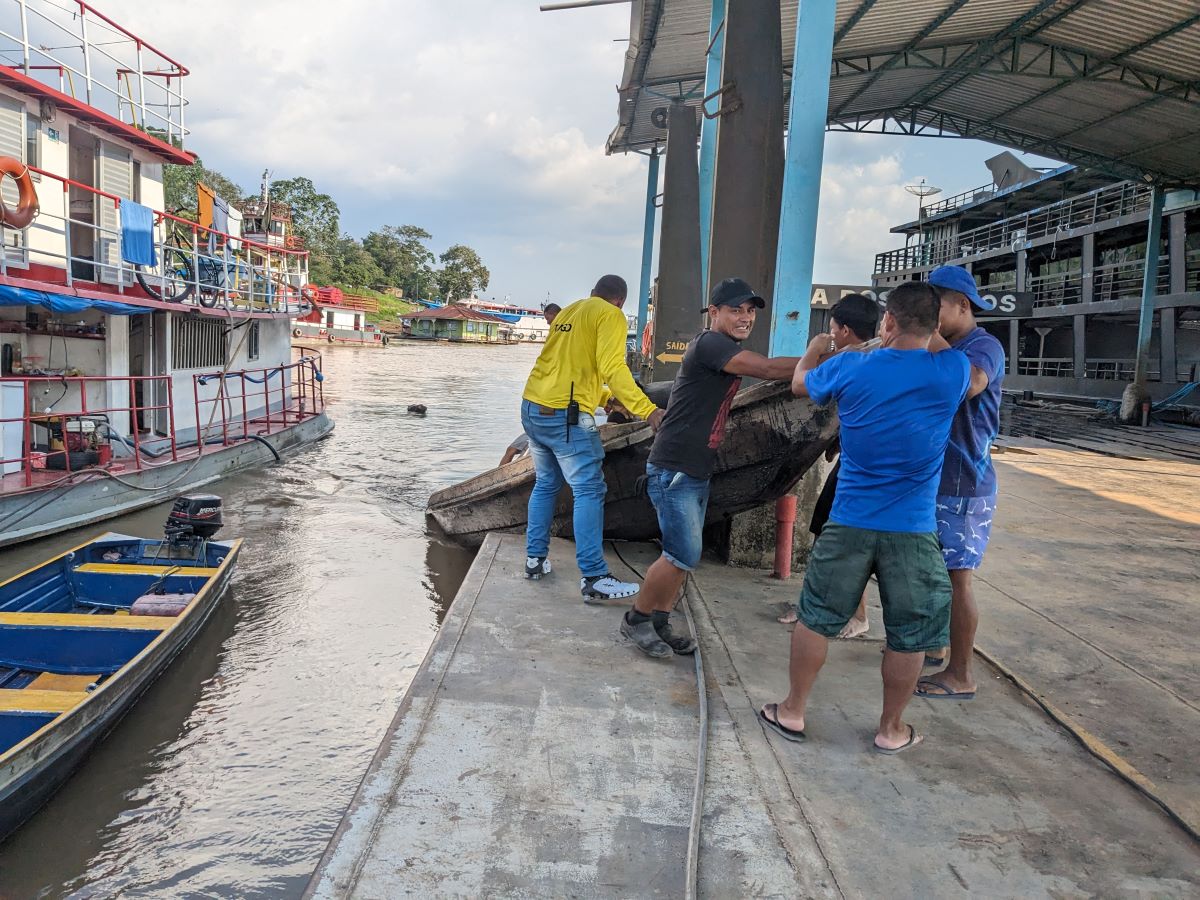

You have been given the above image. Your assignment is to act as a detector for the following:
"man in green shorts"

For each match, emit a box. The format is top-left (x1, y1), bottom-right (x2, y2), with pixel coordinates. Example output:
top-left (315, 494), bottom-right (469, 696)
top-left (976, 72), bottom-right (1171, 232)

top-left (759, 282), bottom-right (970, 754)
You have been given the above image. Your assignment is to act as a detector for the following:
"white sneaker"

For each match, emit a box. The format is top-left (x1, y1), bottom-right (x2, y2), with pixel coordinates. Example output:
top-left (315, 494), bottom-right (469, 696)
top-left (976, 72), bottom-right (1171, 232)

top-left (525, 556), bottom-right (552, 580)
top-left (581, 573), bottom-right (640, 603)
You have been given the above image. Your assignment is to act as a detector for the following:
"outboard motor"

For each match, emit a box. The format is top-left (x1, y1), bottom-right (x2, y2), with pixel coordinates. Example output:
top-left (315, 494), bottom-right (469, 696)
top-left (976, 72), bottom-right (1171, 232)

top-left (164, 494), bottom-right (223, 544)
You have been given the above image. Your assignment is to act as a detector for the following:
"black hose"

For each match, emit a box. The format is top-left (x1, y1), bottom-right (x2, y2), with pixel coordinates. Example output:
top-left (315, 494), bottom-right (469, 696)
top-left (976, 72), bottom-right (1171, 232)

top-left (247, 433), bottom-right (281, 462)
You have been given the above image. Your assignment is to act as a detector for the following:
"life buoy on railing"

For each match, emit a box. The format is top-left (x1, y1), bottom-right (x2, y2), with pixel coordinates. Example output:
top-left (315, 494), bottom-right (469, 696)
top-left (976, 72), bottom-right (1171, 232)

top-left (327, 334), bottom-right (335, 343)
top-left (0, 156), bottom-right (38, 228)
top-left (292, 327), bottom-right (303, 338)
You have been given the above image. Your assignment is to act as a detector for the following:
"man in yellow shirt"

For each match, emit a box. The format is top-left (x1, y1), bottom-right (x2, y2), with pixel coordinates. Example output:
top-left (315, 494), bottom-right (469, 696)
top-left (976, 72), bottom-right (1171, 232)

top-left (522, 274), bottom-right (664, 600)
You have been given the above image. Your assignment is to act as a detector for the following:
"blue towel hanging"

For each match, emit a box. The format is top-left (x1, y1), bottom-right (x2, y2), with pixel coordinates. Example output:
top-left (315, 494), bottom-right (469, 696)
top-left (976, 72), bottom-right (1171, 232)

top-left (120, 199), bottom-right (157, 267)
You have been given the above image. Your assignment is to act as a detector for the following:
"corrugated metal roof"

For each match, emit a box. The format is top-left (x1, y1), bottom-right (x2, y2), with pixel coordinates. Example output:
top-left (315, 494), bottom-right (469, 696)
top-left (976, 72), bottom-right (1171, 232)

top-left (607, 0), bottom-right (1200, 184)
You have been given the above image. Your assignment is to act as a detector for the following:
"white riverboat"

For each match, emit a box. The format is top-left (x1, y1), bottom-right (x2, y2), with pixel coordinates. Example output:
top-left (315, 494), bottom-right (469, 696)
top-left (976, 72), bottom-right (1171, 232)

top-left (0, 1), bottom-right (333, 547)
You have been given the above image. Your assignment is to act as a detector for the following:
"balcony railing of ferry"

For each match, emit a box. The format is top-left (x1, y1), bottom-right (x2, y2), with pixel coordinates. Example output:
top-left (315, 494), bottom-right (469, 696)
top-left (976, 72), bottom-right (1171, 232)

top-left (0, 0), bottom-right (188, 146)
top-left (876, 182), bottom-right (1158, 275)
top-left (2, 165), bottom-right (310, 315)
top-left (1016, 358), bottom-right (1073, 377)
top-left (190, 355), bottom-right (324, 451)
top-left (921, 182), bottom-right (997, 218)
top-left (1093, 255), bottom-right (1169, 303)
top-left (1030, 270), bottom-right (1083, 308)
top-left (0, 373), bottom-right (177, 490)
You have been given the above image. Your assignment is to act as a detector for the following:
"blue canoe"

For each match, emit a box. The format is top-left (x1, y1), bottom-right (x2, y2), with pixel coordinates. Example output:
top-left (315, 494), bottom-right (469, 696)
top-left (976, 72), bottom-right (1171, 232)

top-left (0, 532), bottom-right (241, 843)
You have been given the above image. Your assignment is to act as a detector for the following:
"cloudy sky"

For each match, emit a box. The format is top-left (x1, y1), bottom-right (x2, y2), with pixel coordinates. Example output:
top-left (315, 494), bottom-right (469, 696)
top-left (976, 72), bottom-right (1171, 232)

top-left (100, 0), bottom-right (1059, 305)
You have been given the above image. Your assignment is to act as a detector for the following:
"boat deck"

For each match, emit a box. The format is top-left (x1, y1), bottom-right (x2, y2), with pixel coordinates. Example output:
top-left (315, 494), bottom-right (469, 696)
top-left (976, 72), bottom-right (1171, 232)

top-left (308, 441), bottom-right (1200, 899)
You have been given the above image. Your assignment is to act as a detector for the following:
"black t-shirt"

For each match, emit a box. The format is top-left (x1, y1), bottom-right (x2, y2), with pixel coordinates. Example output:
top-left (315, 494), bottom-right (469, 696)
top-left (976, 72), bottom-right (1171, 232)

top-left (648, 330), bottom-right (743, 479)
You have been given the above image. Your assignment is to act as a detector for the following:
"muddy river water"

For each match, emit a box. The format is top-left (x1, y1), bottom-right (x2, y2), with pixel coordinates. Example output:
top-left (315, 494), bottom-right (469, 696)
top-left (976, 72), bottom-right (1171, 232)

top-left (0, 341), bottom-right (543, 897)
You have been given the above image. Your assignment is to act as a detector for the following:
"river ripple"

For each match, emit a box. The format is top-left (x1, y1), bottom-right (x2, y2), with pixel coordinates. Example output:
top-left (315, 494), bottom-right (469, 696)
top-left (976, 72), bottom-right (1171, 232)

top-left (0, 341), bottom-right (541, 898)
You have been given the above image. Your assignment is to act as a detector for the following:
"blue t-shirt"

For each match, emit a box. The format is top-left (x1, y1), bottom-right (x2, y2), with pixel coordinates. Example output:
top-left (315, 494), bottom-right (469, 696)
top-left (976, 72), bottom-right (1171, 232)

top-left (805, 349), bottom-right (971, 533)
top-left (939, 327), bottom-right (1005, 498)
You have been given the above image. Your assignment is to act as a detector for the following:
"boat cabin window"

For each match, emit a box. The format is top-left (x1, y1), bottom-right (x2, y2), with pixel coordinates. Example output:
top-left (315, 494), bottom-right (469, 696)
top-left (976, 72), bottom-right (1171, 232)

top-left (248, 322), bottom-right (260, 361)
top-left (172, 317), bottom-right (228, 369)
top-left (25, 113), bottom-right (39, 170)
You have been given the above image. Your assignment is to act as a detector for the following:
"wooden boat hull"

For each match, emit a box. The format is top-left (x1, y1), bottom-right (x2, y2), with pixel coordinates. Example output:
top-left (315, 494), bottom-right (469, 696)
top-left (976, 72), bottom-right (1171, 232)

top-left (0, 534), bottom-right (241, 844)
top-left (427, 381), bottom-right (838, 546)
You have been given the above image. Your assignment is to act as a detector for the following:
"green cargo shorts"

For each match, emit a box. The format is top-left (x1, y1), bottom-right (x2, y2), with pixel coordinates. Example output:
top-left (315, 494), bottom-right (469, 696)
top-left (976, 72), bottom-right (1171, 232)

top-left (797, 523), bottom-right (951, 653)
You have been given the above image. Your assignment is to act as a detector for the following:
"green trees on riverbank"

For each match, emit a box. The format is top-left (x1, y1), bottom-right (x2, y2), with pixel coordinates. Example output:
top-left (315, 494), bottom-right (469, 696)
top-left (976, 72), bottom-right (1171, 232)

top-left (164, 161), bottom-right (489, 306)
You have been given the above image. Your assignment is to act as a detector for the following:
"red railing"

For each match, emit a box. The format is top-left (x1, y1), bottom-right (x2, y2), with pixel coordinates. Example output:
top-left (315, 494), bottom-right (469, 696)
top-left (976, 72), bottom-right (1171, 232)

top-left (2, 0), bottom-right (189, 144)
top-left (0, 356), bottom-right (324, 493)
top-left (0, 373), bottom-right (176, 488)
top-left (191, 356), bottom-right (325, 450)
top-left (2, 165), bottom-right (312, 316)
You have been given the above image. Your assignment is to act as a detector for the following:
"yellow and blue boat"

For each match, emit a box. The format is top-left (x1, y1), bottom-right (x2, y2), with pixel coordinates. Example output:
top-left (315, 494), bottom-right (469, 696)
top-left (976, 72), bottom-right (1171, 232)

top-left (0, 496), bottom-right (240, 843)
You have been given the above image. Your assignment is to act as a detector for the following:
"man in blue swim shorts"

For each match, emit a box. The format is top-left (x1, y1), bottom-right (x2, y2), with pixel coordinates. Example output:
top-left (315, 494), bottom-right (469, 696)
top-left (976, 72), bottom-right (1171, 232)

top-left (916, 265), bottom-right (1006, 701)
top-left (620, 277), bottom-right (802, 658)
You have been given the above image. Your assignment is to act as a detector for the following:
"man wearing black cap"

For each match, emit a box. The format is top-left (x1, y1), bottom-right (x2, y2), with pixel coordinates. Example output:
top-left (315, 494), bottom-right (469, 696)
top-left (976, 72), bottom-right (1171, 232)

top-left (621, 277), bottom-right (804, 658)
top-left (916, 265), bottom-right (1006, 701)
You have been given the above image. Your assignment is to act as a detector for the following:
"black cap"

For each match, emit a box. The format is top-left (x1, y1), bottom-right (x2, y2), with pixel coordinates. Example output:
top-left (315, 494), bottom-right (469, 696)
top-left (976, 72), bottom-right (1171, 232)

top-left (708, 277), bottom-right (765, 310)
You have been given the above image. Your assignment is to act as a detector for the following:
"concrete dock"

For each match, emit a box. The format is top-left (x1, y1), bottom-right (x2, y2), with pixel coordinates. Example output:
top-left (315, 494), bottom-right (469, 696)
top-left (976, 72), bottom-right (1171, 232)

top-left (308, 437), bottom-right (1199, 897)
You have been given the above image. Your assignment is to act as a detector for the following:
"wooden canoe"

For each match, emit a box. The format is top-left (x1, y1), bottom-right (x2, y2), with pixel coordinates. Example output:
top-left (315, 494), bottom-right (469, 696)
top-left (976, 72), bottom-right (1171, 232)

top-left (0, 532), bottom-right (241, 844)
top-left (426, 380), bottom-right (838, 546)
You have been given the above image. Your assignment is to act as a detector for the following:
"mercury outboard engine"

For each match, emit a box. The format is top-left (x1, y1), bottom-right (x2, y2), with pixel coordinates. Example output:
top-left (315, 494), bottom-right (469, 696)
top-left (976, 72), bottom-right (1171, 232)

top-left (164, 494), bottom-right (224, 545)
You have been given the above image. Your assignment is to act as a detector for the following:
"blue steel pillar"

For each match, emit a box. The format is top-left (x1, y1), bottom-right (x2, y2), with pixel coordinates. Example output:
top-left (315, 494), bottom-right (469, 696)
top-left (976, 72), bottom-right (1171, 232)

top-left (1132, 184), bottom-right (1164, 388)
top-left (697, 0), bottom-right (725, 286)
top-left (636, 146), bottom-right (661, 339)
top-left (770, 0), bottom-right (837, 356)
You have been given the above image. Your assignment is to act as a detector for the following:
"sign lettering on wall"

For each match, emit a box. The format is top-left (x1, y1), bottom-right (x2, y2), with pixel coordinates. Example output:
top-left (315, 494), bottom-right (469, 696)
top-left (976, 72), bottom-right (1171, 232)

top-left (810, 284), bottom-right (1033, 317)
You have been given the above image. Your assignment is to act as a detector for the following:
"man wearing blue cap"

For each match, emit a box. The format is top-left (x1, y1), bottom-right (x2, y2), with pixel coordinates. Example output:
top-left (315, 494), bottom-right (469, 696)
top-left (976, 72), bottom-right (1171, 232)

top-left (916, 265), bottom-right (1006, 702)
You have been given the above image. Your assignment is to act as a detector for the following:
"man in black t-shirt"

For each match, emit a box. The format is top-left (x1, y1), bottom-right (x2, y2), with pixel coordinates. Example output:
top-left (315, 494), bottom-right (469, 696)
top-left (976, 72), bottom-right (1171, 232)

top-left (621, 277), bottom-right (804, 658)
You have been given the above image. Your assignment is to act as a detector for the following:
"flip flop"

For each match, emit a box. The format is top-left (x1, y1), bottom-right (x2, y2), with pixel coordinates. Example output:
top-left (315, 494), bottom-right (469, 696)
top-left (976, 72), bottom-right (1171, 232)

top-left (776, 608), bottom-right (798, 625)
top-left (759, 703), bottom-right (807, 743)
top-left (914, 678), bottom-right (976, 701)
top-left (873, 724), bottom-right (923, 755)
top-left (924, 655), bottom-right (947, 668)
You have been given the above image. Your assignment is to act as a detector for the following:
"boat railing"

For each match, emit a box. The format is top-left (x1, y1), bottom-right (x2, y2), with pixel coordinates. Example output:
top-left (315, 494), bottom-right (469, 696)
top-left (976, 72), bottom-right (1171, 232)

top-left (1, 165), bottom-right (310, 316)
top-left (0, 372), bottom-right (177, 487)
top-left (0, 0), bottom-right (188, 146)
top-left (0, 357), bottom-right (324, 492)
top-left (874, 181), bottom-right (1156, 274)
top-left (190, 355), bottom-right (324, 450)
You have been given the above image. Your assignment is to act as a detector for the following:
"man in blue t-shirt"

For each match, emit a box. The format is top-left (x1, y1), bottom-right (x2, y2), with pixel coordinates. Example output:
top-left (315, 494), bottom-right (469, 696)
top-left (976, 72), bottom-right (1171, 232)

top-left (916, 265), bottom-right (1006, 702)
top-left (759, 282), bottom-right (970, 754)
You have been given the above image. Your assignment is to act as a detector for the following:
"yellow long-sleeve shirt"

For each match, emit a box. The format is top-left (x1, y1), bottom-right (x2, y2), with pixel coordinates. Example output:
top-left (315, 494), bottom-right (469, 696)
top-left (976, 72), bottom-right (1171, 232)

top-left (522, 295), bottom-right (657, 420)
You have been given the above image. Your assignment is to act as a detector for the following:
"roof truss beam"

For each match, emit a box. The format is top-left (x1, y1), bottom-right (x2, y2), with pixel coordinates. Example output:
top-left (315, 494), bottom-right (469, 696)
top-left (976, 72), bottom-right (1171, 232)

top-left (828, 0), bottom-right (973, 119)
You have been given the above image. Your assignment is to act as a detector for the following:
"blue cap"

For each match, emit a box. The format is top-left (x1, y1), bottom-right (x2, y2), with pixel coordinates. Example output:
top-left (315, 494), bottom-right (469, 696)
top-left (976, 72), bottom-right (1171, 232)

top-left (929, 265), bottom-right (994, 310)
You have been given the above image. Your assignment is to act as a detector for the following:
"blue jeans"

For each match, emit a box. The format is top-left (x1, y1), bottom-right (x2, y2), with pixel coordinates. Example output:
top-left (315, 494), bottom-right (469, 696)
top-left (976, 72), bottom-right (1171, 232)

top-left (645, 462), bottom-right (710, 571)
top-left (521, 399), bottom-right (607, 578)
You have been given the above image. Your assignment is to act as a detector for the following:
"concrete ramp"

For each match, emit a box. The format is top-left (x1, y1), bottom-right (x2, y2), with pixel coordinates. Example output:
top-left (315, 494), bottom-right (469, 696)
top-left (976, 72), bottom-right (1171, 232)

top-left (306, 535), bottom-right (812, 897)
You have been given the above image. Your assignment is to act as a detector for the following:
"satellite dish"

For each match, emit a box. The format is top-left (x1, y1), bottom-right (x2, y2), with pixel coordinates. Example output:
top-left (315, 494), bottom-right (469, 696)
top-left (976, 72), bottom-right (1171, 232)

top-left (905, 179), bottom-right (942, 225)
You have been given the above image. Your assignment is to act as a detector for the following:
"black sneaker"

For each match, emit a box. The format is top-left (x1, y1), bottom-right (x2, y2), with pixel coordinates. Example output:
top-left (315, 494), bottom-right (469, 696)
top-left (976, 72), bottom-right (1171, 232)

top-left (525, 556), bottom-right (551, 580)
top-left (620, 613), bottom-right (672, 658)
top-left (653, 614), bottom-right (697, 655)
top-left (580, 573), bottom-right (639, 604)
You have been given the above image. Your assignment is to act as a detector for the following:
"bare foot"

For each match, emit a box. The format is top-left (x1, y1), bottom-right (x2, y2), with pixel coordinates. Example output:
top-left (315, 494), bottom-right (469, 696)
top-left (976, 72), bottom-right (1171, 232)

top-left (777, 607), bottom-right (798, 625)
top-left (874, 723), bottom-right (923, 754)
top-left (836, 616), bottom-right (869, 639)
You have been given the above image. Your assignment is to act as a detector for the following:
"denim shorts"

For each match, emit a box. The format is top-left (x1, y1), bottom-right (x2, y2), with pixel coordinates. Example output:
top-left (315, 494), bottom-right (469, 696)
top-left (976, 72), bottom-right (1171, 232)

top-left (936, 494), bottom-right (997, 571)
top-left (645, 463), bottom-right (710, 571)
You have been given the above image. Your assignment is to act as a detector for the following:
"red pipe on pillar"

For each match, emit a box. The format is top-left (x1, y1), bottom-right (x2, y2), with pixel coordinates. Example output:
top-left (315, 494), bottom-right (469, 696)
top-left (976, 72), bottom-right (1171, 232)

top-left (772, 495), bottom-right (797, 579)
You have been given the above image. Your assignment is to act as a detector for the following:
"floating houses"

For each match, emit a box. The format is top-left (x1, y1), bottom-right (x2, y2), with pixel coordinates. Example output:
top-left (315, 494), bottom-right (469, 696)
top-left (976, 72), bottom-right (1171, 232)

top-left (400, 305), bottom-right (510, 343)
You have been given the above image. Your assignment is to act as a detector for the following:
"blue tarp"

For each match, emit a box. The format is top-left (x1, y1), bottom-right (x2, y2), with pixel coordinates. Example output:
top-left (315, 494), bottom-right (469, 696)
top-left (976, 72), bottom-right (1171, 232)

top-left (0, 284), bottom-right (151, 315)
top-left (119, 199), bottom-right (157, 267)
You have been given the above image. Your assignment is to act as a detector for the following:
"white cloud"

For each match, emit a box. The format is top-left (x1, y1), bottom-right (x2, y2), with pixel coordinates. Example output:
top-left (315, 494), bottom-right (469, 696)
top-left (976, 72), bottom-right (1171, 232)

top-left (85, 2), bottom-right (1061, 303)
